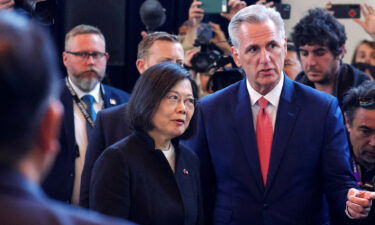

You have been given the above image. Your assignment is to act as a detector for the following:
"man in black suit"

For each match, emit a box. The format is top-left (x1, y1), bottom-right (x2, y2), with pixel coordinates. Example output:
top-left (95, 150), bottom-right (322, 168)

top-left (0, 11), bottom-right (134, 225)
top-left (80, 32), bottom-right (184, 207)
top-left (42, 24), bottom-right (130, 204)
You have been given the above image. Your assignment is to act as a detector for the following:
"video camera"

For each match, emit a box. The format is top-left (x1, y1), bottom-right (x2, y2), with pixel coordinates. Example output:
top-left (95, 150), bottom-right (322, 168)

top-left (190, 23), bottom-right (235, 73)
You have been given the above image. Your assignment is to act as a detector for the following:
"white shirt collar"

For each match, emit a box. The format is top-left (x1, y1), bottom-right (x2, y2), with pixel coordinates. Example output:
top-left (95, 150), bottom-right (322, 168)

top-left (246, 72), bottom-right (284, 107)
top-left (68, 76), bottom-right (101, 103)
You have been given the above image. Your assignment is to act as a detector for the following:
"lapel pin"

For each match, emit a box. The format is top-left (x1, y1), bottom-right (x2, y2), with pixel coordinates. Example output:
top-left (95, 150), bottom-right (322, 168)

top-left (109, 98), bottom-right (117, 105)
top-left (183, 169), bottom-right (189, 175)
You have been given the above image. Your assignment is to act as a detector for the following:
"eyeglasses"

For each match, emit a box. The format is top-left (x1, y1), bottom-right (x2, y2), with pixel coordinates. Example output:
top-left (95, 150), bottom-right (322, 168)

top-left (165, 94), bottom-right (196, 110)
top-left (65, 51), bottom-right (108, 61)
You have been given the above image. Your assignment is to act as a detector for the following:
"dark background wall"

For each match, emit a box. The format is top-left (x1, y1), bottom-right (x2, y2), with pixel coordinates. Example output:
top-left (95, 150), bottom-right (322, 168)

top-left (53, 0), bottom-right (256, 93)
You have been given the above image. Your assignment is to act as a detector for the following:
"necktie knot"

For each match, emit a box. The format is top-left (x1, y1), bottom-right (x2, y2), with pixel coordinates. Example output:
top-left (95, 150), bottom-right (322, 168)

top-left (258, 97), bottom-right (268, 109)
top-left (81, 94), bottom-right (95, 106)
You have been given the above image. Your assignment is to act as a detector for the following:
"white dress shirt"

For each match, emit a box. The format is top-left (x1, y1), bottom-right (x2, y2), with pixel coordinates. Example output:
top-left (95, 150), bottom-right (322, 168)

top-left (68, 77), bottom-right (103, 205)
top-left (246, 74), bottom-right (284, 129)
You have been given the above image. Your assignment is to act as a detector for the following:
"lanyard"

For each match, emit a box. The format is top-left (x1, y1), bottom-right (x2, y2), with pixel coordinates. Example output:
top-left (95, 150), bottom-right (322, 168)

top-left (65, 77), bottom-right (96, 127)
top-left (351, 158), bottom-right (361, 183)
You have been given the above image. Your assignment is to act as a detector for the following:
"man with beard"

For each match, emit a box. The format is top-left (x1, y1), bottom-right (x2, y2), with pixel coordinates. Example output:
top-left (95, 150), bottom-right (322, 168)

top-left (42, 24), bottom-right (130, 205)
top-left (292, 8), bottom-right (369, 107)
top-left (343, 81), bottom-right (375, 225)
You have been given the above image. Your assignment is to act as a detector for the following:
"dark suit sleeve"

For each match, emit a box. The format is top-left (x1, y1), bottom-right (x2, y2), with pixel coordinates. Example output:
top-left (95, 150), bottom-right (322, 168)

top-left (80, 110), bottom-right (107, 208)
top-left (321, 98), bottom-right (358, 220)
top-left (183, 104), bottom-right (216, 225)
top-left (89, 146), bottom-right (131, 219)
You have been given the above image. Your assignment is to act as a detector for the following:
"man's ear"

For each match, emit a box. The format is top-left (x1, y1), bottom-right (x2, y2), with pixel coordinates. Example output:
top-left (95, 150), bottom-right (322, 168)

top-left (231, 46), bottom-right (241, 68)
top-left (136, 59), bottom-right (146, 74)
top-left (62, 51), bottom-right (68, 68)
top-left (36, 100), bottom-right (63, 156)
top-left (344, 112), bottom-right (352, 131)
top-left (338, 45), bottom-right (346, 60)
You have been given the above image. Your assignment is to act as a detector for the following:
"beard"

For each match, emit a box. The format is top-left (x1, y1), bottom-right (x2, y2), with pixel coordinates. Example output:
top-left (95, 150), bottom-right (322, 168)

top-left (70, 68), bottom-right (105, 92)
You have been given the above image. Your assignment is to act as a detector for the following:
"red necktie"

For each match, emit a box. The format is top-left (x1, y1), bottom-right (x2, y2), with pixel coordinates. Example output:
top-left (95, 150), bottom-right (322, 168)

top-left (256, 97), bottom-right (273, 185)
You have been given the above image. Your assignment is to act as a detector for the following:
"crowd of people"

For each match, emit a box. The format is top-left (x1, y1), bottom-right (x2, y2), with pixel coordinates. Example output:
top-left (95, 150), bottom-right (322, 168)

top-left (1, 0), bottom-right (375, 225)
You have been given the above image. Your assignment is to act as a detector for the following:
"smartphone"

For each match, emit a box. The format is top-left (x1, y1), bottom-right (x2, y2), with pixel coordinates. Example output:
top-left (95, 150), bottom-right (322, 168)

top-left (200, 0), bottom-right (228, 14)
top-left (331, 4), bottom-right (360, 19)
top-left (275, 3), bottom-right (291, 20)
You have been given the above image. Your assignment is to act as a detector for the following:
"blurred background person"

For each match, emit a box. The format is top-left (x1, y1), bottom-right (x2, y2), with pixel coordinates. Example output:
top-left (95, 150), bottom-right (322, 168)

top-left (284, 42), bottom-right (302, 80)
top-left (352, 40), bottom-right (375, 80)
top-left (0, 11), bottom-right (134, 225)
top-left (89, 62), bottom-right (203, 225)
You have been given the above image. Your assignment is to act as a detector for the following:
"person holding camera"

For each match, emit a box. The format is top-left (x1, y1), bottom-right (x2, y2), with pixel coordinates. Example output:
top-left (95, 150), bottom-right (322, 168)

top-left (343, 81), bottom-right (375, 225)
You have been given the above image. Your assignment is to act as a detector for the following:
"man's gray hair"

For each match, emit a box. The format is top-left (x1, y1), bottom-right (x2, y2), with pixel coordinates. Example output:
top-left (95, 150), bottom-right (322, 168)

top-left (228, 5), bottom-right (285, 49)
top-left (65, 24), bottom-right (106, 50)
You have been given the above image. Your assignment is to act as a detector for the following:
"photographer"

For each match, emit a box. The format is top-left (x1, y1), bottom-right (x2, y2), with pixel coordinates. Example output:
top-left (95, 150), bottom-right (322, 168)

top-left (343, 81), bottom-right (375, 224)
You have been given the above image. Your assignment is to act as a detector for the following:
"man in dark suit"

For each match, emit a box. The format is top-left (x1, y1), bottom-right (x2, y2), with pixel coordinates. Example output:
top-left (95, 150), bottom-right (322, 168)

top-left (184, 5), bottom-right (375, 225)
top-left (79, 32), bottom-right (184, 207)
top-left (0, 11), bottom-right (134, 225)
top-left (42, 24), bottom-right (130, 205)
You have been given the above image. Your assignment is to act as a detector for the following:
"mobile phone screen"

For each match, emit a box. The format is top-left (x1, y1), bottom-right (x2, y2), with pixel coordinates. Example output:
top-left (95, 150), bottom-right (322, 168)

top-left (331, 4), bottom-right (360, 19)
top-left (200, 0), bottom-right (228, 14)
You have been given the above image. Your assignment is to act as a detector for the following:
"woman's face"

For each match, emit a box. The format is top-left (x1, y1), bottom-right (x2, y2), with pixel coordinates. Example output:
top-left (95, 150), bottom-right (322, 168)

top-left (355, 43), bottom-right (375, 66)
top-left (150, 79), bottom-right (195, 141)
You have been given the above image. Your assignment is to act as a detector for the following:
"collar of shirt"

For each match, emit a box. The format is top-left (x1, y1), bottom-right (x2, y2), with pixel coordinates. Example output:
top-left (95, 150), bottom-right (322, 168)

top-left (68, 76), bottom-right (102, 104)
top-left (246, 72), bottom-right (284, 108)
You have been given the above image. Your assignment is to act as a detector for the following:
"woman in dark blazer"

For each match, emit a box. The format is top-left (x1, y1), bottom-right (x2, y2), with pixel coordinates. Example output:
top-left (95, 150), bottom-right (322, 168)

top-left (89, 62), bottom-right (203, 225)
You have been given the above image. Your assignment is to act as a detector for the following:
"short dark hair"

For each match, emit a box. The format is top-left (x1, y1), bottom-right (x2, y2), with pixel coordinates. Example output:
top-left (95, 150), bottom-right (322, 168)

top-left (126, 62), bottom-right (198, 138)
top-left (292, 8), bottom-right (347, 57)
top-left (0, 12), bottom-right (60, 166)
top-left (351, 40), bottom-right (375, 65)
top-left (342, 81), bottom-right (375, 125)
top-left (137, 32), bottom-right (179, 59)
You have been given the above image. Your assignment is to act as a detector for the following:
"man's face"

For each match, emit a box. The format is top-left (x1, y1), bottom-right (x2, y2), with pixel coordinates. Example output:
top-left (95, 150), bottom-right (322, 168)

top-left (298, 44), bottom-right (341, 84)
top-left (137, 40), bottom-right (184, 74)
top-left (63, 33), bottom-right (109, 92)
top-left (284, 50), bottom-right (302, 80)
top-left (231, 19), bottom-right (287, 95)
top-left (346, 108), bottom-right (375, 167)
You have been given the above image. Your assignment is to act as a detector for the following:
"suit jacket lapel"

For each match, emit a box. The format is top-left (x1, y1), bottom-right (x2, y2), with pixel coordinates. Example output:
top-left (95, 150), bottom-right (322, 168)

top-left (232, 80), bottom-right (265, 192)
top-left (265, 76), bottom-right (300, 192)
top-left (101, 85), bottom-right (119, 108)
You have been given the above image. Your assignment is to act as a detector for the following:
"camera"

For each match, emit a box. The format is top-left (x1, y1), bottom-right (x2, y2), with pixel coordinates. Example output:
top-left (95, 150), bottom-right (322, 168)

top-left (190, 23), bottom-right (235, 73)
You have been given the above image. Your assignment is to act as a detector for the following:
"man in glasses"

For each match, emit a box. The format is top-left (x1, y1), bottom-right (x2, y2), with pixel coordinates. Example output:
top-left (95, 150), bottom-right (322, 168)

top-left (343, 81), bottom-right (375, 225)
top-left (42, 24), bottom-right (130, 205)
top-left (79, 31), bottom-right (185, 208)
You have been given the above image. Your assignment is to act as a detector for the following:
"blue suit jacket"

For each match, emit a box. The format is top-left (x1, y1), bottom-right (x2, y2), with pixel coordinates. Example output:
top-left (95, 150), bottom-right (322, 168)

top-left (0, 168), bottom-right (135, 225)
top-left (42, 82), bottom-right (130, 203)
top-left (184, 76), bottom-right (358, 225)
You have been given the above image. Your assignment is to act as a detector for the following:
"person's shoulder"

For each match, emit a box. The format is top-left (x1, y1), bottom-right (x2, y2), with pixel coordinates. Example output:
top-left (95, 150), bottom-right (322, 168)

top-left (290, 79), bottom-right (337, 105)
top-left (343, 63), bottom-right (370, 85)
top-left (46, 199), bottom-right (135, 225)
top-left (98, 103), bottom-right (127, 118)
top-left (102, 84), bottom-right (130, 101)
